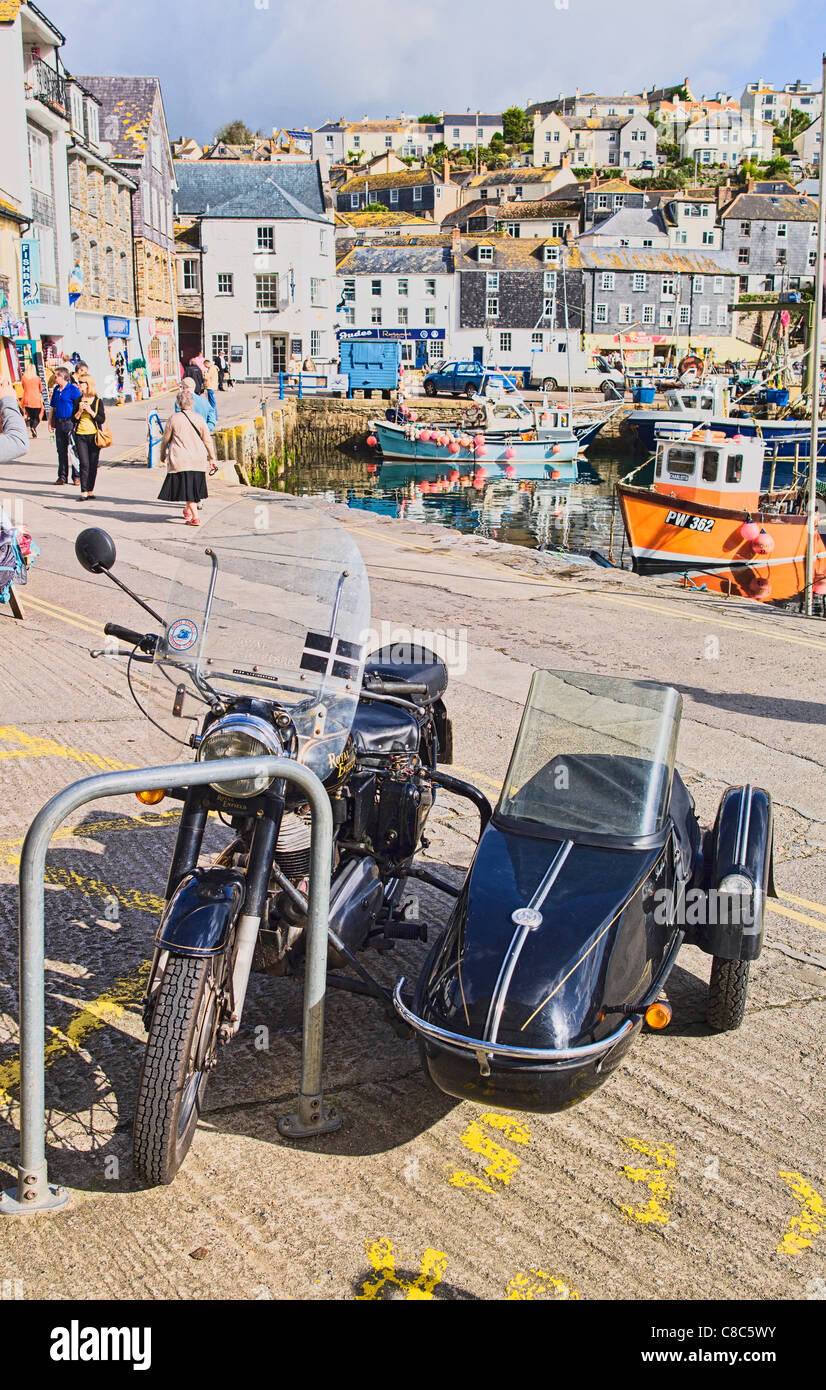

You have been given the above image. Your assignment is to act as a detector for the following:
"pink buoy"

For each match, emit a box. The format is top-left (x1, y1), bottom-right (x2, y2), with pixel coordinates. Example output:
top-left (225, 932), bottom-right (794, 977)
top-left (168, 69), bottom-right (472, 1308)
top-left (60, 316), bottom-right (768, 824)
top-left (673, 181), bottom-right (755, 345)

top-left (448, 469), bottom-right (459, 482)
top-left (504, 447), bottom-right (516, 460)
top-left (420, 480), bottom-right (431, 494)
top-left (552, 444), bottom-right (561, 454)
top-left (474, 466), bottom-right (487, 480)
top-left (739, 518), bottom-right (760, 542)
top-left (475, 444), bottom-right (487, 458)
top-left (449, 440), bottom-right (460, 453)
top-left (366, 435), bottom-right (377, 448)
top-left (409, 410), bottom-right (418, 421)
top-left (813, 577), bottom-right (826, 595)
top-left (751, 528), bottom-right (775, 556)
top-left (474, 434), bottom-right (485, 447)
top-left (551, 469), bottom-right (561, 480)
top-left (418, 430), bottom-right (431, 443)
top-left (504, 464), bottom-right (516, 478)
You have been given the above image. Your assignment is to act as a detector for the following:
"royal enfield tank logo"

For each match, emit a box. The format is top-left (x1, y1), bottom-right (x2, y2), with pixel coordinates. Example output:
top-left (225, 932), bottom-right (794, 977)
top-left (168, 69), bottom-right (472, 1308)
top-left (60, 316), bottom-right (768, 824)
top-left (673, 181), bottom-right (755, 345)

top-left (167, 618), bottom-right (199, 652)
top-left (664, 510), bottom-right (716, 534)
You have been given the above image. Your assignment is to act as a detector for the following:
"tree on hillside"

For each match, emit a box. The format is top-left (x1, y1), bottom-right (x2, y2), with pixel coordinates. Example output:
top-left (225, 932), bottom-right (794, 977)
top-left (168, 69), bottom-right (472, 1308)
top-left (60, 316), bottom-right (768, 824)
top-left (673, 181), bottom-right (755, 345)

top-left (419, 113), bottom-right (440, 124)
top-left (502, 106), bottom-right (530, 144)
top-left (214, 119), bottom-right (254, 144)
top-left (764, 155), bottom-right (792, 177)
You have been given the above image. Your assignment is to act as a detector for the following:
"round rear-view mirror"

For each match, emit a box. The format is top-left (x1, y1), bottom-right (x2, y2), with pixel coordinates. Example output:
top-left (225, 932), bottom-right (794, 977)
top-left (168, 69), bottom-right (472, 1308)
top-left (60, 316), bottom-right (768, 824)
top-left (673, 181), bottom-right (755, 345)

top-left (75, 527), bottom-right (116, 574)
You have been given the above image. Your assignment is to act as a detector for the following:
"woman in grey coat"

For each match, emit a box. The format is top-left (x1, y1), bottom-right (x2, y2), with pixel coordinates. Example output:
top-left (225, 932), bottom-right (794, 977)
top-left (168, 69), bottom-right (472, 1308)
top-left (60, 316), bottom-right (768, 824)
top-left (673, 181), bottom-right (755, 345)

top-left (0, 391), bottom-right (29, 464)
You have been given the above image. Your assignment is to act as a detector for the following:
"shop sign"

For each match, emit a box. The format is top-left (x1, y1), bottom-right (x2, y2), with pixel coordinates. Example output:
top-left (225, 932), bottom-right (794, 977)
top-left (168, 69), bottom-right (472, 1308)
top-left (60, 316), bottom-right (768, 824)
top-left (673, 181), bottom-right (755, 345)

top-left (104, 316), bottom-right (131, 339)
top-left (21, 240), bottom-right (40, 310)
top-left (230, 345), bottom-right (243, 363)
top-left (337, 328), bottom-right (445, 341)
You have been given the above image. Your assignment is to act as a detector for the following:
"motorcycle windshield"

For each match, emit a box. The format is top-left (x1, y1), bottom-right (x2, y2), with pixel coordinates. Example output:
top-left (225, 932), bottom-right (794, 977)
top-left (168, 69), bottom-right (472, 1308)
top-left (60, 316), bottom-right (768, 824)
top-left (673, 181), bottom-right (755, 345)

top-left (144, 495), bottom-right (370, 779)
top-left (498, 670), bottom-right (681, 841)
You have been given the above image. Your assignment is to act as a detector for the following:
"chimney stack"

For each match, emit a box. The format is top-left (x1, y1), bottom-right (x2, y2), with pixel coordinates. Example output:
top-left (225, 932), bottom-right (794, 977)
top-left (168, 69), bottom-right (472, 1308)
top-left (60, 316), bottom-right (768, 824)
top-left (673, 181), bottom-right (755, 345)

top-left (443, 156), bottom-right (451, 183)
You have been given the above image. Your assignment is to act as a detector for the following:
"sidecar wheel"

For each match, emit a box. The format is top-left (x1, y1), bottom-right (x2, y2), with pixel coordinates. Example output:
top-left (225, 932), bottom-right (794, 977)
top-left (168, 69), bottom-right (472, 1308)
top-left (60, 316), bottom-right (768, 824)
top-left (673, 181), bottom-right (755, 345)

top-left (133, 954), bottom-right (220, 1185)
top-left (706, 956), bottom-right (750, 1032)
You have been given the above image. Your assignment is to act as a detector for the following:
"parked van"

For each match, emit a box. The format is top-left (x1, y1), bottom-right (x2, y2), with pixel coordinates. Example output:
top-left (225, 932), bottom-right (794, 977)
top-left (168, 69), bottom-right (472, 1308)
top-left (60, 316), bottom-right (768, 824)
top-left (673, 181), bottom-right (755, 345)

top-left (529, 346), bottom-right (625, 398)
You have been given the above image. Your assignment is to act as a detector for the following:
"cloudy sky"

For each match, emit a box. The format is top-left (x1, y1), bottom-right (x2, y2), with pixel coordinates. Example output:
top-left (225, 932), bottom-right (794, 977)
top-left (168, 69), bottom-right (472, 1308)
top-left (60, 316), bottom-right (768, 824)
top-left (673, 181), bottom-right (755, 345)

top-left (51, 0), bottom-right (822, 142)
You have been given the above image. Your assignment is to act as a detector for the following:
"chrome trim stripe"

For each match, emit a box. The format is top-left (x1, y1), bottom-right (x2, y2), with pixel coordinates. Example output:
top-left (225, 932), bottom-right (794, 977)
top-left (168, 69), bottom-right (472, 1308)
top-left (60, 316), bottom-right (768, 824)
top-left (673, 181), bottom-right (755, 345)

top-left (483, 840), bottom-right (574, 1046)
top-left (734, 785), bottom-right (752, 869)
top-left (394, 980), bottom-right (636, 1065)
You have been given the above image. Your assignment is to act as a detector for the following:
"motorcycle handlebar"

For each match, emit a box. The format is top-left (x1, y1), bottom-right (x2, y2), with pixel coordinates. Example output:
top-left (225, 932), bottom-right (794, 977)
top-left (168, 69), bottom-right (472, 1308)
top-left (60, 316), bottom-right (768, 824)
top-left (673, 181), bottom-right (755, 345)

top-left (362, 679), bottom-right (429, 698)
top-left (103, 622), bottom-right (156, 653)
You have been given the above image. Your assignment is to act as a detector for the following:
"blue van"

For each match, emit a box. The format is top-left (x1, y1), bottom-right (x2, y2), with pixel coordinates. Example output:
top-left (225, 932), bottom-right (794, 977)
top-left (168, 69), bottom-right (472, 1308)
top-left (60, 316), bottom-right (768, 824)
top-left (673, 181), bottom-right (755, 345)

top-left (423, 360), bottom-right (519, 398)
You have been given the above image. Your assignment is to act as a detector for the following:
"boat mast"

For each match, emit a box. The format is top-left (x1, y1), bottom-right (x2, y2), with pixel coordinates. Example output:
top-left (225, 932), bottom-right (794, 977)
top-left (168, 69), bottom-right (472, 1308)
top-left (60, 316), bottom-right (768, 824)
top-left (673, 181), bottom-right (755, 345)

top-left (805, 52), bottom-right (826, 617)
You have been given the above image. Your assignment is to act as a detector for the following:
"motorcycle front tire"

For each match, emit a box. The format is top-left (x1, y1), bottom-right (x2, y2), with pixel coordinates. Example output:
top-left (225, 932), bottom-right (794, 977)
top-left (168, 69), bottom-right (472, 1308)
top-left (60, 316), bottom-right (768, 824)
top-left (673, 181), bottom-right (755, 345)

top-left (133, 953), bottom-right (221, 1185)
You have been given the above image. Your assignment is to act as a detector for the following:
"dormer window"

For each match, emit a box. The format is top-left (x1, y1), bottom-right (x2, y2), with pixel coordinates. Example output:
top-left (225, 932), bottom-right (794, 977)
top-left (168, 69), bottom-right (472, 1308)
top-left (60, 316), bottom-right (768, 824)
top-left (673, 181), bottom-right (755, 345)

top-left (478, 245), bottom-right (494, 262)
top-left (544, 245), bottom-right (560, 264)
top-left (86, 100), bottom-right (99, 148)
top-left (70, 86), bottom-right (84, 137)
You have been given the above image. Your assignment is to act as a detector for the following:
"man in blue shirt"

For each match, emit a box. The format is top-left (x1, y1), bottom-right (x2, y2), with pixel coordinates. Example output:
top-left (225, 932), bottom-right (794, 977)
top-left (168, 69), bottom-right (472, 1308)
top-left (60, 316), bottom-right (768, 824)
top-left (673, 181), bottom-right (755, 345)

top-left (176, 376), bottom-right (217, 430)
top-left (49, 368), bottom-right (81, 485)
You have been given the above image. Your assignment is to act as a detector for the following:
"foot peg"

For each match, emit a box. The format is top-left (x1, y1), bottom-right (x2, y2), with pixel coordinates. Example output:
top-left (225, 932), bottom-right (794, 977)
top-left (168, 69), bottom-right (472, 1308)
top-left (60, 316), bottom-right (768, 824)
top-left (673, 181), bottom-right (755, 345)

top-left (383, 920), bottom-right (429, 942)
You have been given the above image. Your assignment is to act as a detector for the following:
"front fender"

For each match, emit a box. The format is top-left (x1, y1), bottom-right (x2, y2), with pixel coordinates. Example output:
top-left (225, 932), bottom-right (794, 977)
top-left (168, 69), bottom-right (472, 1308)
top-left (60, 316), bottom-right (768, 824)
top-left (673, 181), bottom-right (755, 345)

top-left (155, 868), bottom-right (246, 957)
top-left (694, 786), bottom-right (773, 962)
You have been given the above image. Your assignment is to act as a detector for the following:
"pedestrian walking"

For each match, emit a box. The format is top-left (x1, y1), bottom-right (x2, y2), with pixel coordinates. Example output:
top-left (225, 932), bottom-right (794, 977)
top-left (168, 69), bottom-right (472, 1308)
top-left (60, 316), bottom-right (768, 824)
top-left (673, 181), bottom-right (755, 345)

top-left (158, 387), bottom-right (216, 526)
top-left (203, 358), bottom-right (219, 413)
top-left (188, 359), bottom-right (204, 396)
top-left (217, 350), bottom-right (228, 390)
top-left (72, 377), bottom-right (107, 499)
top-left (20, 365), bottom-right (45, 438)
top-left (49, 367), bottom-right (81, 485)
top-left (0, 389), bottom-right (29, 464)
top-left (176, 377), bottom-right (217, 430)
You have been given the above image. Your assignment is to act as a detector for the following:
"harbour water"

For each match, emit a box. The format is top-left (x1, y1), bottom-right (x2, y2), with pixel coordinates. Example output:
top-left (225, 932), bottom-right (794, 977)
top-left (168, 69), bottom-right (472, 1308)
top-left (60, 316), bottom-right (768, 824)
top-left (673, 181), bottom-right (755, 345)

top-left (279, 441), bottom-right (651, 563)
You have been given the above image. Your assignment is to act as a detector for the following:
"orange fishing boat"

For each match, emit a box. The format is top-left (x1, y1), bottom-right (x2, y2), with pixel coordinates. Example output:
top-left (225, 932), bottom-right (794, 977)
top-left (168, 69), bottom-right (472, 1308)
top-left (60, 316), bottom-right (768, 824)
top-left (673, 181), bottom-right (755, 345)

top-left (616, 428), bottom-right (826, 603)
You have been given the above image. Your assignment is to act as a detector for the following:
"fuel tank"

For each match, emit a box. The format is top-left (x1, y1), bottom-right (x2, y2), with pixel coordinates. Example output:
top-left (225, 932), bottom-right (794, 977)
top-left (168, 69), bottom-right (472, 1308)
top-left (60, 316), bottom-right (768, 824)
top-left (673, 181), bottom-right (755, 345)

top-left (408, 821), bottom-right (672, 1112)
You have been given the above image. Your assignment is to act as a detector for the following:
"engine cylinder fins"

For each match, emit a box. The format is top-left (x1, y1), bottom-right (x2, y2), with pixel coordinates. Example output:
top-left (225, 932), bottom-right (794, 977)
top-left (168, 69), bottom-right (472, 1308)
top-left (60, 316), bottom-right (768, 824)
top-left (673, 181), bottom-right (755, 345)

top-left (274, 812), bottom-right (313, 883)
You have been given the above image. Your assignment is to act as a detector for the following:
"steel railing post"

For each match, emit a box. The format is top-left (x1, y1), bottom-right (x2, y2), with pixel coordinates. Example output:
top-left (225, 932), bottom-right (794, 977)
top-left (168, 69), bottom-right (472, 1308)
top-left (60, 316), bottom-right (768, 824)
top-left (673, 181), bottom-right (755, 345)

top-left (0, 755), bottom-right (334, 1215)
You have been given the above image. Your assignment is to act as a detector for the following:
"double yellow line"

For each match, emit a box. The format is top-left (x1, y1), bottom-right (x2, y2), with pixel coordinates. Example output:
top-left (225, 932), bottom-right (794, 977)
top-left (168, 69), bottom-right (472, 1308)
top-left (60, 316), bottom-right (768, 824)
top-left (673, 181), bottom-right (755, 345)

top-left (23, 592), bottom-right (105, 638)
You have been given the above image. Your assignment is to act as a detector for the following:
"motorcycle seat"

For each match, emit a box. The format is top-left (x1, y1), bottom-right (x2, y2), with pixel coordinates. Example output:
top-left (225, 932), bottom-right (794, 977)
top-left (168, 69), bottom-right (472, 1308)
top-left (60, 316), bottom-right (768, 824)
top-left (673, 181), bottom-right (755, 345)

top-left (364, 644), bottom-right (448, 701)
top-left (351, 698), bottom-right (421, 755)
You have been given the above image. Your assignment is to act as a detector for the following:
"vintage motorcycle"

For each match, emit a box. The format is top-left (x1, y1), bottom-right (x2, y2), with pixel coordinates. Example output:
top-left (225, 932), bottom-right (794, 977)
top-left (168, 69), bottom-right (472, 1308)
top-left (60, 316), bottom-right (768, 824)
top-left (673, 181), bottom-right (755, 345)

top-left (76, 496), bottom-right (775, 1186)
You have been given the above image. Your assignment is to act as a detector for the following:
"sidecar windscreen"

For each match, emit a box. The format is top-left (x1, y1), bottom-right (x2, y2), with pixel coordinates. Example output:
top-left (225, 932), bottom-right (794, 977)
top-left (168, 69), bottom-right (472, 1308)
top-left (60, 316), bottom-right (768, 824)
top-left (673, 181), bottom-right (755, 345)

top-left (499, 670), bottom-right (681, 841)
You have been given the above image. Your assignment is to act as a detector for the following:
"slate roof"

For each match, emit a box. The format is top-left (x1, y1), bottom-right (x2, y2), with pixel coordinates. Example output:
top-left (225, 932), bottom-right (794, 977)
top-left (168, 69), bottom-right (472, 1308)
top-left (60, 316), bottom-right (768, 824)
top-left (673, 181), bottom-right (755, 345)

top-left (76, 76), bottom-right (161, 160)
top-left (440, 200), bottom-right (500, 228)
top-left (173, 162), bottom-right (328, 222)
top-left (442, 113), bottom-right (502, 124)
top-left (578, 206), bottom-right (668, 240)
top-left (497, 198), bottom-right (581, 219)
top-left (468, 168), bottom-right (556, 187)
top-left (335, 209), bottom-right (435, 227)
top-left (719, 192), bottom-right (817, 221)
top-left (453, 236), bottom-right (567, 270)
top-left (336, 243), bottom-right (454, 274)
top-left (340, 169), bottom-right (437, 192)
top-left (575, 246), bottom-right (734, 274)
top-left (563, 115), bottom-right (635, 131)
top-left (585, 178), bottom-right (639, 195)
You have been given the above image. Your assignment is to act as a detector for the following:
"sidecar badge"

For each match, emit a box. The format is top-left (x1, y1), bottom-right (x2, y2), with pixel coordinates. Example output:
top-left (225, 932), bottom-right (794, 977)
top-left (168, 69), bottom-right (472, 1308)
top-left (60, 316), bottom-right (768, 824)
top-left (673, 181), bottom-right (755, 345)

top-left (511, 907), bottom-right (543, 930)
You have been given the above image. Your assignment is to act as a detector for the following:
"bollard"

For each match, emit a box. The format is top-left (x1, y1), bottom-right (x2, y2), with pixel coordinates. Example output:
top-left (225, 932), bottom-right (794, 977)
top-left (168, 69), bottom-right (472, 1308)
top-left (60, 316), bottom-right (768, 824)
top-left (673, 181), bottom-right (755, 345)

top-left (0, 755), bottom-right (336, 1215)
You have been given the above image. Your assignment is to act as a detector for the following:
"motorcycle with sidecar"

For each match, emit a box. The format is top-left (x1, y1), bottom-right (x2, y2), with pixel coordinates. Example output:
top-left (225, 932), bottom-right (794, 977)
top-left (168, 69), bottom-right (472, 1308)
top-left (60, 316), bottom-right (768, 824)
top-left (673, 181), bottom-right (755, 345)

top-left (75, 495), bottom-right (775, 1184)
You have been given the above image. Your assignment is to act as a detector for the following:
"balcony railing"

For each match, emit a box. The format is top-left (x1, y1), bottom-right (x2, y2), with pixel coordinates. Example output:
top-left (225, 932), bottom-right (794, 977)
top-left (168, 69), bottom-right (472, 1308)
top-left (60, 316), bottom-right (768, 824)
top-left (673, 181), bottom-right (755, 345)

top-left (28, 58), bottom-right (67, 115)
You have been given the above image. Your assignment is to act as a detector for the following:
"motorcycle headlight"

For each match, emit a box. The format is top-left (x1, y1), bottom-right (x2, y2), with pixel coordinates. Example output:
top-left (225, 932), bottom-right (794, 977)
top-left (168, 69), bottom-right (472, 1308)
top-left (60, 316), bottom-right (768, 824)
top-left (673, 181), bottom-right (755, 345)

top-left (719, 872), bottom-right (753, 897)
top-left (197, 713), bottom-right (282, 798)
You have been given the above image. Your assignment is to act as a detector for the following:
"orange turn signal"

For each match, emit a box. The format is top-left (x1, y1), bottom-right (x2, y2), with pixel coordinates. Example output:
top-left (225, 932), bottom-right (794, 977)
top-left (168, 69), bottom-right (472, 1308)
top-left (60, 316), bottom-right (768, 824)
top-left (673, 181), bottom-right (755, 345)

top-left (135, 789), bottom-right (166, 805)
top-left (645, 1000), bottom-right (672, 1030)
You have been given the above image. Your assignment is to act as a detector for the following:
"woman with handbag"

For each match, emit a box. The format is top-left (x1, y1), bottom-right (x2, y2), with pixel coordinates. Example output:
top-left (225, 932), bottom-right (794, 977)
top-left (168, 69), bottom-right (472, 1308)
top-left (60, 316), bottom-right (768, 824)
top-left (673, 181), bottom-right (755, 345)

top-left (158, 387), bottom-right (216, 526)
top-left (72, 378), bottom-right (109, 499)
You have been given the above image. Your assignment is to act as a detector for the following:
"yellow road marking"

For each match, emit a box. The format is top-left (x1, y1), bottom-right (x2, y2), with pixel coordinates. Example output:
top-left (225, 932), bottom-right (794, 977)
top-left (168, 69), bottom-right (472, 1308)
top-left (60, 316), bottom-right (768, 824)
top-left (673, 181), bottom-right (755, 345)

top-left (617, 1137), bottom-right (677, 1226)
top-left (356, 1240), bottom-right (448, 1300)
top-left (43, 865), bottom-right (164, 915)
top-left (23, 593), bottom-right (105, 637)
top-left (451, 762), bottom-right (502, 795)
top-left (0, 962), bottom-right (150, 1107)
top-left (505, 1269), bottom-right (581, 1301)
top-left (777, 1172), bottom-right (824, 1255)
top-left (767, 902), bottom-right (826, 934)
top-left (449, 1112), bottom-right (531, 1194)
top-left (776, 890), bottom-right (826, 917)
top-left (0, 809), bottom-right (180, 864)
top-left (0, 726), bottom-right (130, 772)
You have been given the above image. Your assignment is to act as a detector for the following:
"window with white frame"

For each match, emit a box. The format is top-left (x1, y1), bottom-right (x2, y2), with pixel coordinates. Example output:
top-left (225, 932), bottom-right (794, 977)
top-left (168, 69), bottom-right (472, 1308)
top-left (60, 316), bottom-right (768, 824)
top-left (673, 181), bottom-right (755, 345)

top-left (679, 305), bottom-right (690, 325)
top-left (661, 277), bottom-right (676, 299)
top-left (692, 275), bottom-right (704, 293)
top-left (642, 304), bottom-right (654, 324)
top-left (28, 128), bottom-right (51, 194)
top-left (424, 278), bottom-right (436, 295)
top-left (371, 306), bottom-right (382, 325)
top-left (616, 303), bottom-right (631, 324)
top-left (776, 222), bottom-right (787, 239)
top-left (389, 188), bottom-right (398, 204)
top-left (257, 225), bottom-right (275, 251)
top-left (702, 229), bottom-right (715, 245)
top-left (397, 306), bottom-right (408, 326)
top-left (486, 271), bottom-right (499, 291)
top-left (211, 334), bottom-right (229, 359)
top-left (740, 221), bottom-right (751, 236)
top-left (738, 247), bottom-right (750, 264)
top-left (255, 273), bottom-right (279, 309)
top-left (699, 305), bottom-right (711, 325)
top-left (600, 272), bottom-right (615, 290)
top-left (531, 331), bottom-right (544, 348)
top-left (543, 297), bottom-right (554, 317)
top-left (478, 246), bottom-right (494, 262)
top-left (543, 270), bottom-right (557, 294)
top-left (544, 245), bottom-right (560, 264)
top-left (350, 193), bottom-right (360, 209)
top-left (70, 86), bottom-right (84, 136)
top-left (181, 258), bottom-right (199, 292)
top-left (595, 302), bottom-right (608, 323)
top-left (713, 275), bottom-right (724, 293)
top-left (342, 279), bottom-right (355, 303)
top-left (429, 340), bottom-right (444, 360)
top-left (809, 249), bottom-right (817, 267)
top-left (217, 272), bottom-right (233, 295)
top-left (385, 135), bottom-right (392, 148)
top-left (632, 273), bottom-right (647, 291)
top-left (550, 221), bottom-right (566, 237)
top-left (413, 186), bottom-right (422, 202)
top-left (716, 304), bottom-right (728, 325)
top-left (499, 331), bottom-right (512, 353)
top-left (310, 330), bottom-right (321, 357)
top-left (310, 278), bottom-right (325, 306)
top-left (86, 101), bottom-right (99, 147)
top-left (659, 307), bottom-right (674, 328)
top-left (396, 278), bottom-right (408, 296)
top-left (486, 296), bottom-right (499, 319)
top-left (371, 279), bottom-right (381, 296)
top-left (424, 306), bottom-right (436, 325)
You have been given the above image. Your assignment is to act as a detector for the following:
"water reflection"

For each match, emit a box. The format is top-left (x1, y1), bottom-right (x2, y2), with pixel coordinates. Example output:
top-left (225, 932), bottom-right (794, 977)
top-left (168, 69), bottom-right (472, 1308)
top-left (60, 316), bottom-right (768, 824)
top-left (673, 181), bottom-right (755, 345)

top-left (280, 443), bottom-right (650, 563)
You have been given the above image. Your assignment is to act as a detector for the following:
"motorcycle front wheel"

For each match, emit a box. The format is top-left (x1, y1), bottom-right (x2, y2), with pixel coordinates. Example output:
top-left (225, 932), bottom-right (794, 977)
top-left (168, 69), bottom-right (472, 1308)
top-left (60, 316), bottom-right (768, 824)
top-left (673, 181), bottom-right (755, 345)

top-left (133, 953), bottom-right (224, 1185)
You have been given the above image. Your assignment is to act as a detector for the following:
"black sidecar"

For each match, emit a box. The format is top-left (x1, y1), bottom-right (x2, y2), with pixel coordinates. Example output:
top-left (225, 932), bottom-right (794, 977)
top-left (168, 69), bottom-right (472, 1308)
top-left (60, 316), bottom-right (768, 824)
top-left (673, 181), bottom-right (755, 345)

top-left (396, 669), bottom-right (774, 1114)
